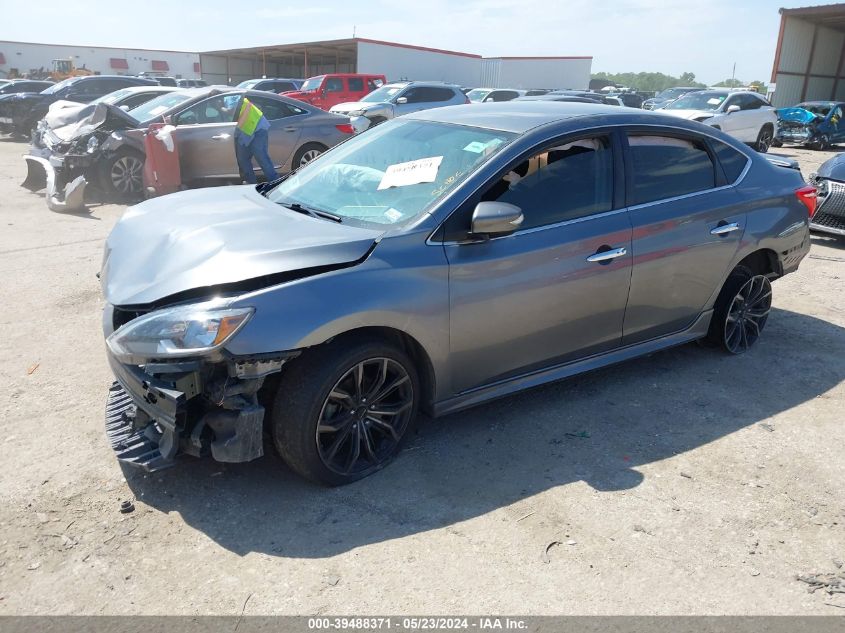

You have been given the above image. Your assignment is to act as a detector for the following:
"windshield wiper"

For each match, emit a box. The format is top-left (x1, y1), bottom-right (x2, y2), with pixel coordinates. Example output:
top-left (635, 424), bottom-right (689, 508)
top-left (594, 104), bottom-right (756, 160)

top-left (280, 201), bottom-right (343, 223)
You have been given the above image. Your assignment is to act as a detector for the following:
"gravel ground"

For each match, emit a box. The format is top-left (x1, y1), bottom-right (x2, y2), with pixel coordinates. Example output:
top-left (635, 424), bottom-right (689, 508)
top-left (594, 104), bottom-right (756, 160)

top-left (0, 137), bottom-right (843, 615)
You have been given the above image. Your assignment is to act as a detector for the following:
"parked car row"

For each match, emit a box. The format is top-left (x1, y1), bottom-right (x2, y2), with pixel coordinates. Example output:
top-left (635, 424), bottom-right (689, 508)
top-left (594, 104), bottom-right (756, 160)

top-left (22, 85), bottom-right (355, 209)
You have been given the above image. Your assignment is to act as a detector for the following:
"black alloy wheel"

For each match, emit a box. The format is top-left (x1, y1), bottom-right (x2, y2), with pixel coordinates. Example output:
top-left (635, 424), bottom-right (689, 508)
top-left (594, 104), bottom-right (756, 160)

top-left (755, 126), bottom-right (773, 153)
top-left (272, 337), bottom-right (420, 485)
top-left (722, 275), bottom-right (772, 354)
top-left (316, 357), bottom-right (414, 476)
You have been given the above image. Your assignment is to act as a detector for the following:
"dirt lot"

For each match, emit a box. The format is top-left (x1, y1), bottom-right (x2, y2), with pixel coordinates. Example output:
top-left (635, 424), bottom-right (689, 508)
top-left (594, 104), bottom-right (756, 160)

top-left (0, 137), bottom-right (843, 615)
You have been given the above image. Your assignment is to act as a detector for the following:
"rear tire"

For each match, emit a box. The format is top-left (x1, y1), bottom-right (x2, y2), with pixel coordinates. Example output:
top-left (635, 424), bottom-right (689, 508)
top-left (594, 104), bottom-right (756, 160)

top-left (706, 265), bottom-right (772, 354)
top-left (271, 337), bottom-right (420, 486)
top-left (770, 138), bottom-right (783, 148)
top-left (754, 125), bottom-right (774, 153)
top-left (291, 143), bottom-right (326, 171)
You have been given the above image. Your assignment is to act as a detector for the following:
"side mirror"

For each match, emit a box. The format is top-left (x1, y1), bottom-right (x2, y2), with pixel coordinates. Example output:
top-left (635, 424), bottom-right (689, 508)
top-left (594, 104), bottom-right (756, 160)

top-left (395, 96), bottom-right (408, 105)
top-left (726, 104), bottom-right (741, 114)
top-left (470, 201), bottom-right (523, 238)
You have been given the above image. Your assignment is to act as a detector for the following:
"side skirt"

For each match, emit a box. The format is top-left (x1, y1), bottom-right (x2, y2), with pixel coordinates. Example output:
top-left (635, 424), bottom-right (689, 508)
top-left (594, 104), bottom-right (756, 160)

top-left (433, 310), bottom-right (713, 418)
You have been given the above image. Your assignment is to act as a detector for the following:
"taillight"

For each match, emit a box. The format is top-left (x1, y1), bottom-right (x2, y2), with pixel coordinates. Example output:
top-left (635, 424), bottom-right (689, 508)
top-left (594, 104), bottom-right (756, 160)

top-left (336, 123), bottom-right (355, 134)
top-left (795, 184), bottom-right (817, 218)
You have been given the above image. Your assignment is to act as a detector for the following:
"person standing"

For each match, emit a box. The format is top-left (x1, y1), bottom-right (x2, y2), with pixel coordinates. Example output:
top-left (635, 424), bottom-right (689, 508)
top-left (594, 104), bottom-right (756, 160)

top-left (235, 96), bottom-right (279, 184)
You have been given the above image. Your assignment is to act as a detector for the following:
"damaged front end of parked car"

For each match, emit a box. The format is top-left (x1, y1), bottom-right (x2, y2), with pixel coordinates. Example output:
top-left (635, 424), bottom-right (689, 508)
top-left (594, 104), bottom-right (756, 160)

top-left (809, 154), bottom-right (845, 237)
top-left (23, 103), bottom-right (142, 211)
top-left (100, 185), bottom-right (383, 471)
top-left (774, 107), bottom-right (833, 150)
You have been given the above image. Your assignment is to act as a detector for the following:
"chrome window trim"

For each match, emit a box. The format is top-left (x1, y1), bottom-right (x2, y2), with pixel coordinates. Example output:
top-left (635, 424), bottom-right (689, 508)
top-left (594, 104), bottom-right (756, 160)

top-left (426, 122), bottom-right (753, 246)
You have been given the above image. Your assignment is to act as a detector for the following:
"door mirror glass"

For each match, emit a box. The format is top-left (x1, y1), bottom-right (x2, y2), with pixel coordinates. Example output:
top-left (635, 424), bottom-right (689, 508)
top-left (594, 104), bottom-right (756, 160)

top-left (726, 104), bottom-right (741, 114)
top-left (470, 201), bottom-right (523, 237)
top-left (395, 96), bottom-right (408, 105)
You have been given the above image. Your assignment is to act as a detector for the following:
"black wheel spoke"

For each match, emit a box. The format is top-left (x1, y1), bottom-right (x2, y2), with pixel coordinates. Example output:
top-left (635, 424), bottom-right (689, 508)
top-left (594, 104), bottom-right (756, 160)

top-left (318, 412), bottom-right (354, 434)
top-left (353, 362), bottom-right (365, 400)
top-left (367, 416), bottom-right (401, 442)
top-left (330, 387), bottom-right (355, 407)
top-left (369, 401), bottom-right (412, 417)
top-left (325, 423), bottom-right (354, 463)
top-left (343, 425), bottom-right (361, 473)
top-left (371, 374), bottom-right (410, 405)
top-left (360, 423), bottom-right (378, 463)
top-left (364, 359), bottom-right (389, 401)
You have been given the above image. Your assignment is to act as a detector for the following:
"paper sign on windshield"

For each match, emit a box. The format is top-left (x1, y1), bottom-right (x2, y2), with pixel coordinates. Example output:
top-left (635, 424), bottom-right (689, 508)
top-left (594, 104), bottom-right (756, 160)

top-left (377, 156), bottom-right (443, 190)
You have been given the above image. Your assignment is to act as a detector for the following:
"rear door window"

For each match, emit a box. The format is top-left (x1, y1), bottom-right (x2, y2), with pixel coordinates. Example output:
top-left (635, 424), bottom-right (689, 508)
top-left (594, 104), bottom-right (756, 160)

top-left (627, 134), bottom-right (716, 205)
top-left (348, 77), bottom-right (364, 92)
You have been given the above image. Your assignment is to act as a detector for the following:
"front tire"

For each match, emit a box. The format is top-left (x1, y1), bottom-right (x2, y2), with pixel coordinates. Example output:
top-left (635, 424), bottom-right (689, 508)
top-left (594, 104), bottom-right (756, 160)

top-left (706, 265), bottom-right (772, 354)
top-left (812, 134), bottom-right (831, 151)
top-left (99, 148), bottom-right (145, 200)
top-left (271, 337), bottom-right (420, 486)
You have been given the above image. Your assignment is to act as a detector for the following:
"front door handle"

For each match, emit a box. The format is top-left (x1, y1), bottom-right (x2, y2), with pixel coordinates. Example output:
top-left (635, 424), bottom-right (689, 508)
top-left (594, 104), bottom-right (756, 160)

top-left (284, 126), bottom-right (297, 132)
top-left (586, 247), bottom-right (627, 263)
top-left (211, 133), bottom-right (231, 140)
top-left (710, 222), bottom-right (740, 236)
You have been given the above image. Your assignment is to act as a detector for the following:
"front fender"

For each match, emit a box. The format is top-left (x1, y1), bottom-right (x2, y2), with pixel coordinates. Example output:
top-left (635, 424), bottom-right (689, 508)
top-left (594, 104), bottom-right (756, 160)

top-left (225, 232), bottom-right (453, 400)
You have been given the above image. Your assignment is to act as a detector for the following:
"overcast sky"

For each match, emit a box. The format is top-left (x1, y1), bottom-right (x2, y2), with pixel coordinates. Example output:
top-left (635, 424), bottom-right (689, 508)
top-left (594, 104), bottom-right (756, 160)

top-left (2, 0), bottom-right (825, 84)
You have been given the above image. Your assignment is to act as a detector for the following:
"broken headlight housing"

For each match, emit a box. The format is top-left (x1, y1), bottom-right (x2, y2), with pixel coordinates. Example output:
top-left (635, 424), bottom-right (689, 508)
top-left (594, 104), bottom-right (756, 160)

top-left (87, 136), bottom-right (99, 154)
top-left (107, 303), bottom-right (254, 363)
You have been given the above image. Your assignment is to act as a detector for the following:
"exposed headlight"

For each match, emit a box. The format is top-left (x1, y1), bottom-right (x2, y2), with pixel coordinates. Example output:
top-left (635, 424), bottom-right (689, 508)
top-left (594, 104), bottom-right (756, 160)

top-left (86, 136), bottom-right (99, 154)
top-left (106, 304), bottom-right (254, 363)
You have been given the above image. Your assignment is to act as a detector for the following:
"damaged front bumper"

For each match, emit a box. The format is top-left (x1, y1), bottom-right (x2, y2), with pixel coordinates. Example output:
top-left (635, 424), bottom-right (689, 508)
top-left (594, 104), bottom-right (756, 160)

top-left (810, 178), bottom-right (845, 236)
top-left (22, 150), bottom-right (88, 211)
top-left (104, 347), bottom-right (296, 472)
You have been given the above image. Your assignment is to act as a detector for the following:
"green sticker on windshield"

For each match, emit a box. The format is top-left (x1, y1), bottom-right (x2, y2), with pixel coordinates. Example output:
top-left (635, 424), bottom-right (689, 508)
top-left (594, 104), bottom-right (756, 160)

top-left (463, 138), bottom-right (504, 153)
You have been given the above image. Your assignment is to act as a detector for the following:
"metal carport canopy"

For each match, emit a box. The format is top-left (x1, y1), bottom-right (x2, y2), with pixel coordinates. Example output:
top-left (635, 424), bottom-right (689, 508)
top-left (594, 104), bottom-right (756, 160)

top-left (200, 39), bottom-right (359, 84)
top-left (771, 3), bottom-right (845, 106)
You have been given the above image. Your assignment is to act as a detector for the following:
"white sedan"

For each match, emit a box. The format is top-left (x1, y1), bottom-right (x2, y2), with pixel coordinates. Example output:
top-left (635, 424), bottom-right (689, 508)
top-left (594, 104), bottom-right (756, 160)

top-left (660, 90), bottom-right (777, 152)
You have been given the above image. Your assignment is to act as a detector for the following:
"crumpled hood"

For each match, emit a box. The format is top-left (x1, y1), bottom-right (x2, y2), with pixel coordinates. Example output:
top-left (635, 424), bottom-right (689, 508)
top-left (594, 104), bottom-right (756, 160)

top-left (776, 107), bottom-right (819, 124)
top-left (102, 185), bottom-right (383, 306)
top-left (661, 109), bottom-right (714, 121)
top-left (49, 103), bottom-right (139, 142)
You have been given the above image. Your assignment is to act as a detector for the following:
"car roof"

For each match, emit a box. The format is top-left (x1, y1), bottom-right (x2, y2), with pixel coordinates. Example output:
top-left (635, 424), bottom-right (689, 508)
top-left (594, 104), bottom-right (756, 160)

top-left (405, 100), bottom-right (654, 133)
top-left (800, 100), bottom-right (839, 105)
top-left (118, 85), bottom-right (178, 93)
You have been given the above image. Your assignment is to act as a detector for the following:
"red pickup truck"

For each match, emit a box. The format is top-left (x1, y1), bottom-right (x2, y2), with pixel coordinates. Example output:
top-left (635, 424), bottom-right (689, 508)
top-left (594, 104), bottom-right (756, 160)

top-left (283, 73), bottom-right (386, 110)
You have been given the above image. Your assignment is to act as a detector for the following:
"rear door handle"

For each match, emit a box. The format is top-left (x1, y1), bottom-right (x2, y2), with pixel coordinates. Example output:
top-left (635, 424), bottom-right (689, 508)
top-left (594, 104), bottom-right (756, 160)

top-left (211, 133), bottom-right (231, 140)
top-left (710, 222), bottom-right (740, 236)
top-left (586, 247), bottom-right (627, 263)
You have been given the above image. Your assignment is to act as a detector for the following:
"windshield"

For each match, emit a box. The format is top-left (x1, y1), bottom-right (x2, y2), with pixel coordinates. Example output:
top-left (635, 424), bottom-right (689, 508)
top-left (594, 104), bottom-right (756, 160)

top-left (797, 103), bottom-right (832, 116)
top-left (466, 88), bottom-right (493, 103)
top-left (267, 119), bottom-right (515, 226)
top-left (128, 92), bottom-right (194, 123)
top-left (41, 77), bottom-right (80, 95)
top-left (656, 88), bottom-right (694, 100)
top-left (665, 91), bottom-right (728, 111)
top-left (92, 88), bottom-right (134, 105)
top-left (300, 76), bottom-right (325, 92)
top-left (360, 84), bottom-right (405, 103)
top-left (237, 80), bottom-right (260, 89)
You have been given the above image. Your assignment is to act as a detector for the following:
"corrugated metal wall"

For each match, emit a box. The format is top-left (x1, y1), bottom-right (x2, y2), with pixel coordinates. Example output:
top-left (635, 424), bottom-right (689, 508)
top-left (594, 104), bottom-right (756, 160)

top-left (772, 15), bottom-right (845, 106)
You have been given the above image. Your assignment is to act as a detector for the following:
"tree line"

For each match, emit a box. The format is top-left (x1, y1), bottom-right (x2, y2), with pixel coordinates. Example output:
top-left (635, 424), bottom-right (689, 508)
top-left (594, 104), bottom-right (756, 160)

top-left (592, 71), bottom-right (767, 92)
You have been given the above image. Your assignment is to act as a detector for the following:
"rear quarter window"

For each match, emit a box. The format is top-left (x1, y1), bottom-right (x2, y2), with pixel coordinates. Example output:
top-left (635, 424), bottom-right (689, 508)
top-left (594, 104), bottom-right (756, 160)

top-left (712, 141), bottom-right (749, 184)
top-left (627, 134), bottom-right (716, 205)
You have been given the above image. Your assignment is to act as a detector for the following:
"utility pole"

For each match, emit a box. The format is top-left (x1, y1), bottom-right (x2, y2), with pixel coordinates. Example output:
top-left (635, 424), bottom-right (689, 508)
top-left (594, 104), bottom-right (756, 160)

top-left (731, 62), bottom-right (736, 88)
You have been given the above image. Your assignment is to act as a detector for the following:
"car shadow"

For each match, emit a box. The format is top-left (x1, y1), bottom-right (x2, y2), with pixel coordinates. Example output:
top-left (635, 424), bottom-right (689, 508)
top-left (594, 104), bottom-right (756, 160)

top-left (123, 307), bottom-right (845, 558)
top-left (810, 234), bottom-right (845, 250)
